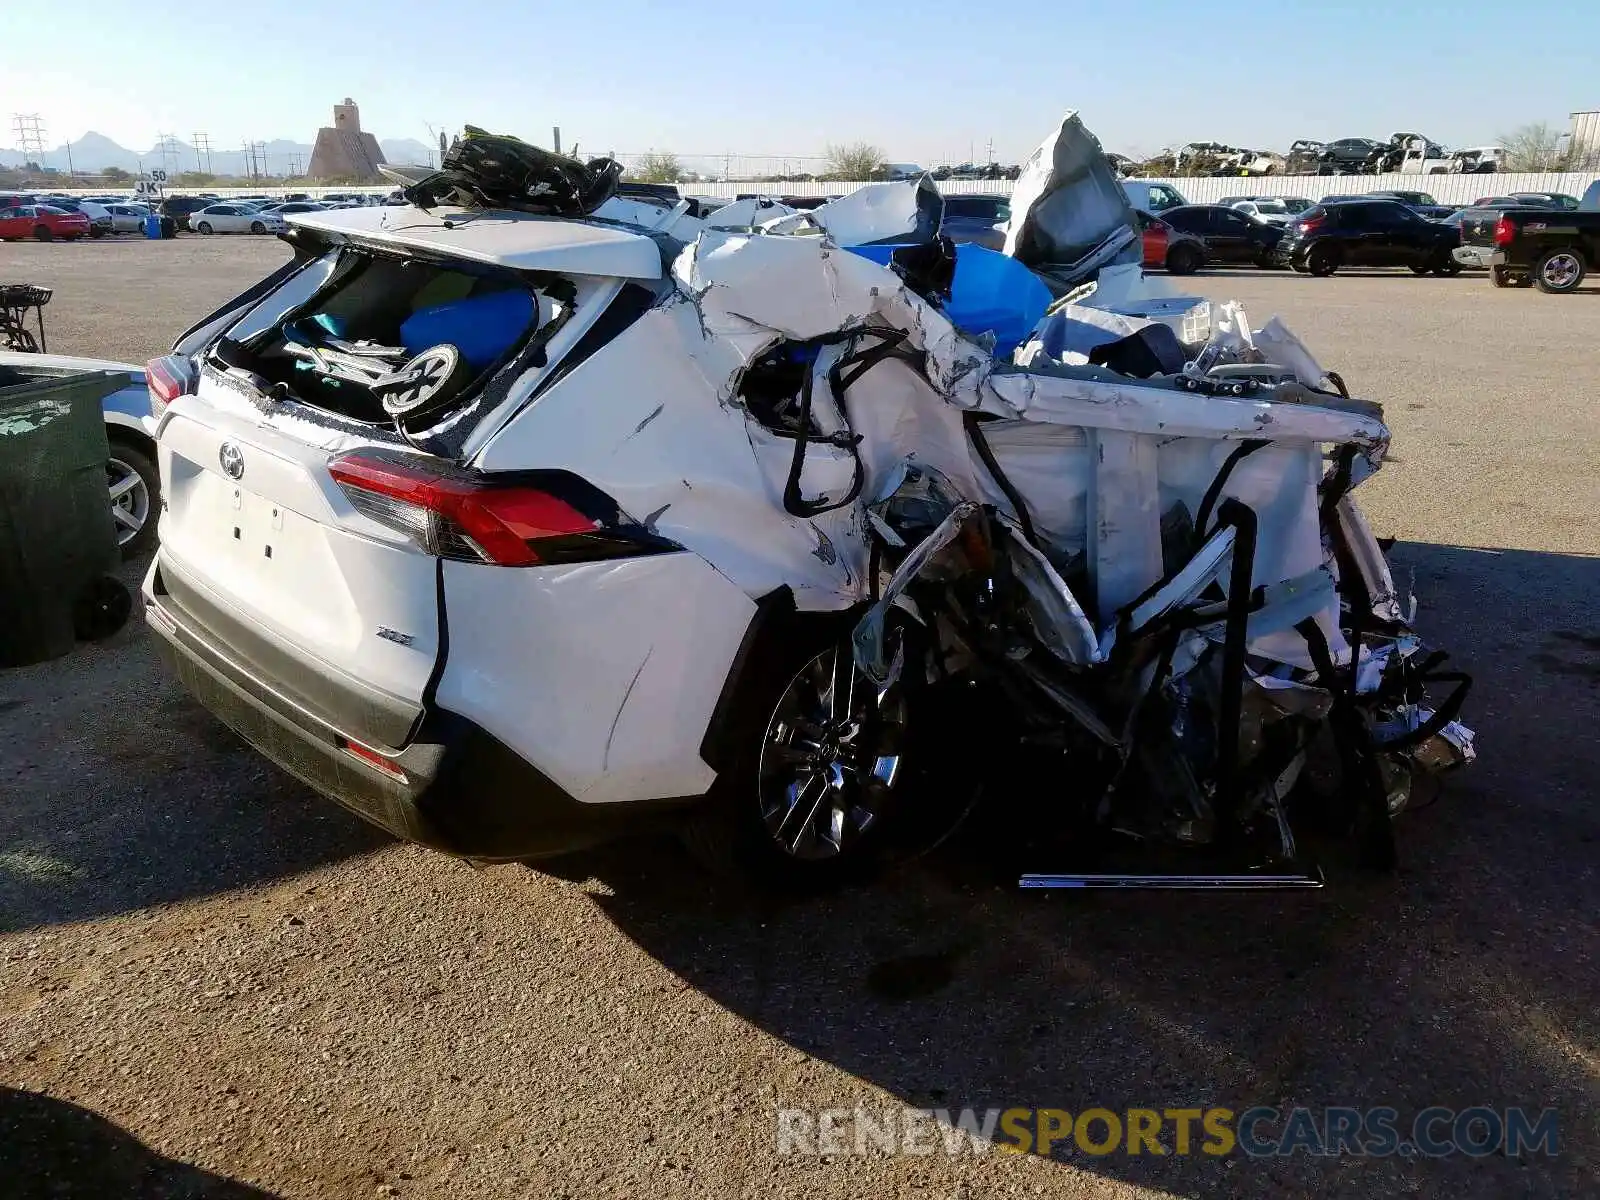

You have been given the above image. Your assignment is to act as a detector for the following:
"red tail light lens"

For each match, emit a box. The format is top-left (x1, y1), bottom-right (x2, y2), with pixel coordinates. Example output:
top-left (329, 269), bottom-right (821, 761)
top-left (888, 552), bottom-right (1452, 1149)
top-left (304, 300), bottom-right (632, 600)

top-left (328, 450), bottom-right (677, 567)
top-left (1493, 217), bottom-right (1515, 246)
top-left (1298, 216), bottom-right (1325, 234)
top-left (145, 353), bottom-right (195, 417)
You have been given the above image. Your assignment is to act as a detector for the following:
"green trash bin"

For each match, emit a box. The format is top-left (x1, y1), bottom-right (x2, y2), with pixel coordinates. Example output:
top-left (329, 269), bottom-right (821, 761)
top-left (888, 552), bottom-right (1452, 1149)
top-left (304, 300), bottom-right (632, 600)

top-left (0, 367), bottom-right (133, 667)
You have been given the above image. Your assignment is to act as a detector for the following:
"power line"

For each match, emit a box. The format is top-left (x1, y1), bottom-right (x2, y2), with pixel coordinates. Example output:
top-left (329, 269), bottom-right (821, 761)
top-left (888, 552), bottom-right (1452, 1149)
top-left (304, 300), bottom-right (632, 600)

top-left (192, 132), bottom-right (213, 175)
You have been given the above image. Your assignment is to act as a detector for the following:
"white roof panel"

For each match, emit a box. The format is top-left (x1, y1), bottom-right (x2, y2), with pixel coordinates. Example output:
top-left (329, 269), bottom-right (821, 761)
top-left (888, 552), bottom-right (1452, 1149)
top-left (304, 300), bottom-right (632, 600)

top-left (284, 204), bottom-right (664, 279)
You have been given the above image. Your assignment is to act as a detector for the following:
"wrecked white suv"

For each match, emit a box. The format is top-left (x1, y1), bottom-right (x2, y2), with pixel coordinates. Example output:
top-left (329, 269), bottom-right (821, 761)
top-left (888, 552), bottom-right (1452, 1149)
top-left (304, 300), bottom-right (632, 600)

top-left (142, 114), bottom-right (1473, 889)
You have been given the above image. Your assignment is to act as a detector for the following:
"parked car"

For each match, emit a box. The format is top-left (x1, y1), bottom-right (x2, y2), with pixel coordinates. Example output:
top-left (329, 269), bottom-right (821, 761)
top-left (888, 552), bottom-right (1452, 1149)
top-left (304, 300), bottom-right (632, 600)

top-left (1121, 181), bottom-right (1187, 213)
top-left (1317, 138), bottom-right (1386, 173)
top-left (1276, 199), bottom-right (1462, 276)
top-left (1365, 191), bottom-right (1456, 220)
top-left (158, 195), bottom-right (217, 231)
top-left (939, 193), bottom-right (1010, 250)
top-left (104, 203), bottom-right (152, 233)
top-left (189, 204), bottom-right (287, 235)
top-left (1279, 196), bottom-right (1315, 214)
top-left (262, 202), bottom-right (327, 215)
top-left (0, 204), bottom-right (91, 242)
top-left (0, 350), bottom-right (161, 557)
top-left (1505, 192), bottom-right (1581, 211)
top-left (1217, 196), bottom-right (1293, 226)
top-left (42, 198), bottom-right (115, 236)
top-left (1456, 188), bottom-right (1600, 292)
top-left (1158, 205), bottom-right (1284, 268)
top-left (1134, 209), bottom-right (1206, 274)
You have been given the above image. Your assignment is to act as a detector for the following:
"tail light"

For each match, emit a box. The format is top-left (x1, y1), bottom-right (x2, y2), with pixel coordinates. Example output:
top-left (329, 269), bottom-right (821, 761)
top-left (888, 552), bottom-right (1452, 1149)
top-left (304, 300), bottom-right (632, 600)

top-left (145, 353), bottom-right (196, 419)
top-left (1297, 215), bottom-right (1325, 234)
top-left (328, 449), bottom-right (679, 567)
top-left (1493, 217), bottom-right (1515, 246)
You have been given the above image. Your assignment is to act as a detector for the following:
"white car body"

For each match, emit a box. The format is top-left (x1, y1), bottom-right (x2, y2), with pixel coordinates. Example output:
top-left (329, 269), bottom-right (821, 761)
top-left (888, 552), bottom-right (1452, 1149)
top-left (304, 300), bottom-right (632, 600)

top-left (141, 111), bottom-right (1471, 876)
top-left (1228, 199), bottom-right (1291, 226)
top-left (190, 204), bottom-right (286, 234)
top-left (1121, 180), bottom-right (1187, 213)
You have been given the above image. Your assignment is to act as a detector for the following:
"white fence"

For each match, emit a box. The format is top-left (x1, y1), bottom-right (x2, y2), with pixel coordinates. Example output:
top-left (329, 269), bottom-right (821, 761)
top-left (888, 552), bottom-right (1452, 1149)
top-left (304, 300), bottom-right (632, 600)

top-left (46, 170), bottom-right (1600, 206)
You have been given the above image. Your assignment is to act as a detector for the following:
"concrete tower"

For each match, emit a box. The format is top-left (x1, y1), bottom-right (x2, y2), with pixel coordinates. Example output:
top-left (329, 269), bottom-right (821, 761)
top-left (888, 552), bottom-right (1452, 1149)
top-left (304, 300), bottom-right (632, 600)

top-left (308, 98), bottom-right (387, 182)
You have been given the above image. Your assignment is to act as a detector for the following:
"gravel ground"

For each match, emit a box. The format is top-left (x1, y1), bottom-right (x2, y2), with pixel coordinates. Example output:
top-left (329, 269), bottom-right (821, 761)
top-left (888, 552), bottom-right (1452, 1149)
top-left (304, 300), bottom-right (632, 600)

top-left (1, 236), bottom-right (1597, 1200)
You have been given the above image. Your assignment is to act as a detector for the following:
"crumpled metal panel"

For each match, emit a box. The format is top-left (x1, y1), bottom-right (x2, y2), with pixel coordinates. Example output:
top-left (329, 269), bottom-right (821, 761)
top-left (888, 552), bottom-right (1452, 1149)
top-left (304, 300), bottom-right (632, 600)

top-left (1002, 111), bottom-right (1143, 290)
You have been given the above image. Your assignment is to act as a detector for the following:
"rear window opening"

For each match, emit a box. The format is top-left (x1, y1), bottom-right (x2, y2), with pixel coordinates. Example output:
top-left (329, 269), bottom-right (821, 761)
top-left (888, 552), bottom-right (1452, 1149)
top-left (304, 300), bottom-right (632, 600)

top-left (210, 248), bottom-right (575, 433)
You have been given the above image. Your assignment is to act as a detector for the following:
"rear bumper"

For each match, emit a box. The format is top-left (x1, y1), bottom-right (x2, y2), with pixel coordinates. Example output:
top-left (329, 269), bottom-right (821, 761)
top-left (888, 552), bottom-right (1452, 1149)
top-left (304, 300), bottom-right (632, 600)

top-left (1453, 245), bottom-right (1500, 269)
top-left (142, 558), bottom-right (696, 860)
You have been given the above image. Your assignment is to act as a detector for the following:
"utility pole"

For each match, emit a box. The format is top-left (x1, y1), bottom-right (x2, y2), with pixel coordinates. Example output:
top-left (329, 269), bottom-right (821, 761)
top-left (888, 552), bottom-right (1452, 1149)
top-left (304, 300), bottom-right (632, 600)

top-left (192, 132), bottom-right (213, 175)
top-left (552, 126), bottom-right (561, 156)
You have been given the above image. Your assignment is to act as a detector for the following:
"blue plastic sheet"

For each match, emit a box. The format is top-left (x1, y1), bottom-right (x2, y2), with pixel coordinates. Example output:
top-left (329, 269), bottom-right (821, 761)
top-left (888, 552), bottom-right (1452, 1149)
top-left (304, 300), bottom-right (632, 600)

top-left (846, 243), bottom-right (1050, 359)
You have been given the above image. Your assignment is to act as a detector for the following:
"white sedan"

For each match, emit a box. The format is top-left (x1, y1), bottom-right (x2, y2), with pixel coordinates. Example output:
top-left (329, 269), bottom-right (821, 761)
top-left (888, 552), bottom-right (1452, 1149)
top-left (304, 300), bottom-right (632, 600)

top-left (189, 204), bottom-right (286, 235)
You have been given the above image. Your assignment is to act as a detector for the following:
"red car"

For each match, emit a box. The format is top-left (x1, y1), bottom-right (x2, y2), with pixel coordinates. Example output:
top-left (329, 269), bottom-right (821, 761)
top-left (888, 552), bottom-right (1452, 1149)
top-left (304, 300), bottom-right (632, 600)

top-left (1135, 209), bottom-right (1205, 275)
top-left (0, 203), bottom-right (92, 242)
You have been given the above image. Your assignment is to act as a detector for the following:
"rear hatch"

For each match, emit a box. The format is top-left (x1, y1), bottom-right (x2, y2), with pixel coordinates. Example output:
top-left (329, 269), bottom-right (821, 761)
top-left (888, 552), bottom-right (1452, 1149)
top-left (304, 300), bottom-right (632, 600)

top-left (153, 206), bottom-right (664, 747)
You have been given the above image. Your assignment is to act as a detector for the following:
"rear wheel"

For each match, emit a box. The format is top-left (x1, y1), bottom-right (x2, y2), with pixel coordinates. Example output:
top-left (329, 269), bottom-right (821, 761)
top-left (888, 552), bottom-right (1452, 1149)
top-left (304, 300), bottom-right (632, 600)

top-left (1533, 248), bottom-right (1586, 294)
top-left (1307, 244), bottom-right (1340, 277)
top-left (196, 221), bottom-right (213, 235)
top-left (106, 437), bottom-right (159, 559)
top-left (680, 618), bottom-right (915, 891)
top-left (250, 221), bottom-right (265, 234)
top-left (33, 225), bottom-right (52, 242)
top-left (1165, 243), bottom-right (1202, 275)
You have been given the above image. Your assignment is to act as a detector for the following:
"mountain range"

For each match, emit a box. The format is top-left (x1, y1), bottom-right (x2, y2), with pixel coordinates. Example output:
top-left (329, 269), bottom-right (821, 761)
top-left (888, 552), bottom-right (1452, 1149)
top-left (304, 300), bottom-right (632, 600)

top-left (0, 132), bottom-right (437, 178)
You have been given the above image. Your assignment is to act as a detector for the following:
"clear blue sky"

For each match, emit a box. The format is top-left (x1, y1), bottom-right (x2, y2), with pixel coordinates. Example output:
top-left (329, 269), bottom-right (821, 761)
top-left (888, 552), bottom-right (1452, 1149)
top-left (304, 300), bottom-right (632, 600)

top-left (4, 0), bottom-right (1594, 166)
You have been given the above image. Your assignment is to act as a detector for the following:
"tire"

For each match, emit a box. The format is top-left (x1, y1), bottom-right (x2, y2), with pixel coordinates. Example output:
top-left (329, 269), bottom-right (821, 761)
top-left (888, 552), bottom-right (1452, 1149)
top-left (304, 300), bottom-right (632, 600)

top-left (1255, 251), bottom-right (1279, 270)
top-left (196, 221), bottom-right (213, 235)
top-left (250, 221), bottom-right (265, 234)
top-left (91, 227), bottom-right (105, 238)
top-left (1491, 267), bottom-right (1515, 288)
top-left (1410, 265), bottom-right (1430, 276)
top-left (1165, 243), bottom-right (1203, 275)
top-left (33, 225), bottom-right (52, 242)
top-left (107, 437), bottom-right (159, 559)
top-left (679, 612), bottom-right (920, 892)
top-left (1533, 248), bottom-right (1586, 294)
top-left (1307, 245), bottom-right (1340, 277)
top-left (1434, 258), bottom-right (1462, 276)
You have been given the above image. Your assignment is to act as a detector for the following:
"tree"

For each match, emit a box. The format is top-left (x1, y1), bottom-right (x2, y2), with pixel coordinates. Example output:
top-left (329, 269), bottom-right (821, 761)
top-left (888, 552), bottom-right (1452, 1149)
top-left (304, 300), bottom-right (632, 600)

top-left (825, 142), bottom-right (886, 181)
top-left (174, 171), bottom-right (216, 186)
top-left (633, 152), bottom-right (683, 183)
top-left (1498, 122), bottom-right (1566, 171)
top-left (102, 166), bottom-right (132, 184)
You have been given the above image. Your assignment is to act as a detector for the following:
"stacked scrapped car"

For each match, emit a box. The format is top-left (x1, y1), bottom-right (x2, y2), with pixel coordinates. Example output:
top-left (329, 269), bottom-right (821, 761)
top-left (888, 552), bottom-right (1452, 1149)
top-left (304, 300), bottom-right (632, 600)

top-left (144, 113), bottom-right (1476, 892)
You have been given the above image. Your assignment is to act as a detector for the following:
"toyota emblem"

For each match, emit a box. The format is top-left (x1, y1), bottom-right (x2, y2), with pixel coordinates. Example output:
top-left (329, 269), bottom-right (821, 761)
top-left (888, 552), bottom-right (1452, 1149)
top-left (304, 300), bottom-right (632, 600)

top-left (219, 441), bottom-right (245, 481)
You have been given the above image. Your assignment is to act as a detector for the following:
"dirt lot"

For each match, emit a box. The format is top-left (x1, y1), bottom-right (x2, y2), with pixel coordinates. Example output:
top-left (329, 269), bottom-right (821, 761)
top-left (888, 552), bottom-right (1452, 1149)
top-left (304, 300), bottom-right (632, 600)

top-left (2, 235), bottom-right (1597, 1199)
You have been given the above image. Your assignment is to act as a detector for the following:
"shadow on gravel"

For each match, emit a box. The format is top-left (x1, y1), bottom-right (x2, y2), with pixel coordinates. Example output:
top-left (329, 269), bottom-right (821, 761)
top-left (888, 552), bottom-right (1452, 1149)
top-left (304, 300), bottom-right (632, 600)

top-left (547, 542), bottom-right (1600, 1199)
top-left (0, 1088), bottom-right (279, 1199)
top-left (0, 556), bottom-right (389, 932)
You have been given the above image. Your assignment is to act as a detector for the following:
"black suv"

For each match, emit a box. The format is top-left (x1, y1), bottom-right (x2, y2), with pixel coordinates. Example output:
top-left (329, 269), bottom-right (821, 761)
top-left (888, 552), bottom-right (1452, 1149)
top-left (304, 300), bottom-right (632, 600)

top-left (1276, 200), bottom-right (1462, 276)
top-left (1159, 205), bottom-right (1283, 268)
top-left (157, 195), bottom-right (216, 231)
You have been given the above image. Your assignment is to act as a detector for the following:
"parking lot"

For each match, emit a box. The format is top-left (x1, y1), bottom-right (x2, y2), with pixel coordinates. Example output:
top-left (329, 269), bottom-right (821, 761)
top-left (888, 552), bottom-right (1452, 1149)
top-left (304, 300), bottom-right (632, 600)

top-left (1, 235), bottom-right (1597, 1199)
